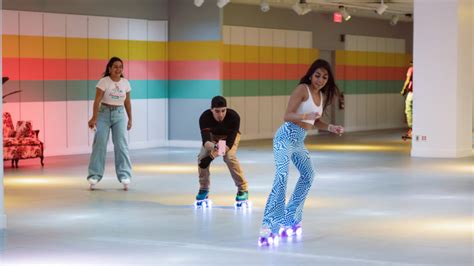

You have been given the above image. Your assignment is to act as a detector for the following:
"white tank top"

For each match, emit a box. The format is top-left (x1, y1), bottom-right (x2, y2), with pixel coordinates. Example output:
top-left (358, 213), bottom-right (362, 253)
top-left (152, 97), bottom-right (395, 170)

top-left (297, 84), bottom-right (323, 125)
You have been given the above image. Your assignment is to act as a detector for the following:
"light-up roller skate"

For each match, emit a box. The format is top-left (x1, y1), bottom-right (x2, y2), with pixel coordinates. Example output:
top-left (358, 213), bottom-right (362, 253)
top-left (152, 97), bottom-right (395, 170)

top-left (279, 224), bottom-right (303, 238)
top-left (194, 190), bottom-right (212, 208)
top-left (234, 190), bottom-right (251, 209)
top-left (257, 227), bottom-right (279, 247)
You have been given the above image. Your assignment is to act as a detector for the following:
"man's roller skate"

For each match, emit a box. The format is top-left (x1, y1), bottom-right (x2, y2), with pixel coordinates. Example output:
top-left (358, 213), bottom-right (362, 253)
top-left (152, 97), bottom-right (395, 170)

top-left (234, 190), bottom-right (251, 209)
top-left (257, 227), bottom-right (279, 247)
top-left (194, 190), bottom-right (212, 208)
top-left (401, 128), bottom-right (412, 141)
top-left (279, 224), bottom-right (303, 238)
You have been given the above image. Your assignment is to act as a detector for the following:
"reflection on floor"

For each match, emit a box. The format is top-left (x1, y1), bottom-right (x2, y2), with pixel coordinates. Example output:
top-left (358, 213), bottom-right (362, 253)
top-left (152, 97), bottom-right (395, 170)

top-left (1, 129), bottom-right (472, 265)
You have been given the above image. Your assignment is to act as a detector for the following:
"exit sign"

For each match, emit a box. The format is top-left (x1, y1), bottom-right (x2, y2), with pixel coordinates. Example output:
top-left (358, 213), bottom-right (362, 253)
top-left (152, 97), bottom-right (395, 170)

top-left (333, 12), bottom-right (342, 23)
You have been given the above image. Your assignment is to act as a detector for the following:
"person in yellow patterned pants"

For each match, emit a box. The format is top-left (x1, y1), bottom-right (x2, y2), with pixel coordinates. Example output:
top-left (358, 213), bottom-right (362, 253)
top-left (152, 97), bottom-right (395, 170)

top-left (401, 61), bottom-right (413, 138)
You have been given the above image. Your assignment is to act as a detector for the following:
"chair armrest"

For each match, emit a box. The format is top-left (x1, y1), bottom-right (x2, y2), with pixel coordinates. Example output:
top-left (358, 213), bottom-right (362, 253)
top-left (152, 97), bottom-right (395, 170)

top-left (34, 130), bottom-right (40, 138)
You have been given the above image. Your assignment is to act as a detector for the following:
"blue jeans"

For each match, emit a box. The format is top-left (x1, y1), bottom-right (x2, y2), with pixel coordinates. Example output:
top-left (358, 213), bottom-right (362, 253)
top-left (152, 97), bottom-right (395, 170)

top-left (87, 105), bottom-right (132, 183)
top-left (262, 122), bottom-right (315, 234)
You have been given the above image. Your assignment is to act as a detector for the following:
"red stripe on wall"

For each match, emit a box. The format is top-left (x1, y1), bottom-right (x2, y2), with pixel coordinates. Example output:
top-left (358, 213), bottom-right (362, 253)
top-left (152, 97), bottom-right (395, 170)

top-left (67, 59), bottom-right (88, 80)
top-left (20, 58), bottom-right (44, 80)
top-left (340, 66), bottom-right (406, 81)
top-left (147, 61), bottom-right (167, 80)
top-left (169, 61), bottom-right (220, 80)
top-left (45, 59), bottom-right (66, 80)
top-left (3, 58), bottom-right (166, 80)
top-left (223, 63), bottom-right (307, 80)
top-left (3, 58), bottom-right (20, 80)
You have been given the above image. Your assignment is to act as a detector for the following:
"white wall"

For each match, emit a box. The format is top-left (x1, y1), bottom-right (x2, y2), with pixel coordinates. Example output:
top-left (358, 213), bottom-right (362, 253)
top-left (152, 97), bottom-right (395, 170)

top-left (2, 10), bottom-right (168, 157)
top-left (411, 0), bottom-right (472, 158)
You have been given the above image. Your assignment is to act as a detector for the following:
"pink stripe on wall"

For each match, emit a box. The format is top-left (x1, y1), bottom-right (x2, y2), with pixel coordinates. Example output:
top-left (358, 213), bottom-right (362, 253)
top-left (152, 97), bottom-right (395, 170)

top-left (169, 61), bottom-right (220, 80)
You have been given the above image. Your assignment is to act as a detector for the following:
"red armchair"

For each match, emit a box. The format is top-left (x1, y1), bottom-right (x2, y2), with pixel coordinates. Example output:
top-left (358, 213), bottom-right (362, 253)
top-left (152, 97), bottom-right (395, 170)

top-left (3, 112), bottom-right (44, 168)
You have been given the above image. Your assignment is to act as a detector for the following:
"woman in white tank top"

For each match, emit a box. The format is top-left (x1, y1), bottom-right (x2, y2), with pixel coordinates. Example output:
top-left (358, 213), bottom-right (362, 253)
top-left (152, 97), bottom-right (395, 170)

top-left (258, 59), bottom-right (345, 246)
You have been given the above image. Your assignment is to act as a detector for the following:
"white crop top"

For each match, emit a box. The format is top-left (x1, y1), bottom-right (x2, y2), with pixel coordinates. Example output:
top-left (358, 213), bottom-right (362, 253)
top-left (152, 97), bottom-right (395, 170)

top-left (297, 84), bottom-right (323, 125)
top-left (96, 76), bottom-right (131, 106)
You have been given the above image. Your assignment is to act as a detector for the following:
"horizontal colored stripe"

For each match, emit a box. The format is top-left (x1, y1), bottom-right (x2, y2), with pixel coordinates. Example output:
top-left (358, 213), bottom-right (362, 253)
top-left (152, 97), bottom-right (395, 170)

top-left (169, 61), bottom-right (220, 80)
top-left (336, 50), bottom-right (411, 67)
top-left (3, 35), bottom-right (167, 60)
top-left (336, 65), bottom-right (407, 81)
top-left (222, 80), bottom-right (403, 97)
top-left (2, 80), bottom-right (167, 102)
top-left (168, 41), bottom-right (221, 61)
top-left (168, 80), bottom-right (220, 99)
top-left (222, 44), bottom-right (318, 65)
top-left (2, 58), bottom-right (166, 80)
top-left (223, 80), bottom-right (298, 97)
top-left (339, 80), bottom-right (404, 94)
top-left (223, 62), bottom-right (308, 80)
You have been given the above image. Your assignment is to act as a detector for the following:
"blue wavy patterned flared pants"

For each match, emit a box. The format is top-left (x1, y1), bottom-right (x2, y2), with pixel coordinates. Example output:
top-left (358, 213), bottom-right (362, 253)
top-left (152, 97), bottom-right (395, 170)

top-left (261, 122), bottom-right (315, 233)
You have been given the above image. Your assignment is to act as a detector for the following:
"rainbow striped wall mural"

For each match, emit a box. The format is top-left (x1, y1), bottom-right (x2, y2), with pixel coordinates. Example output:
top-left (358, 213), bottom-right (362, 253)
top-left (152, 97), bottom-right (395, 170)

top-left (336, 35), bottom-right (411, 131)
top-left (223, 26), bottom-right (318, 139)
top-left (2, 10), bottom-right (168, 156)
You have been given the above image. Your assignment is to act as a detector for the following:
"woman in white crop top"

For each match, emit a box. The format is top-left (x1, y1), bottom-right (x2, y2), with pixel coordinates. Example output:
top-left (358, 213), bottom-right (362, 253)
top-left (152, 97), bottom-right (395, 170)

top-left (258, 59), bottom-right (344, 246)
top-left (86, 57), bottom-right (133, 191)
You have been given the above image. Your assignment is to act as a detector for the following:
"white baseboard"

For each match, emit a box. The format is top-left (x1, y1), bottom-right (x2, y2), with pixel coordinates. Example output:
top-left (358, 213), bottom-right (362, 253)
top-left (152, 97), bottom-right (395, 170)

top-left (411, 147), bottom-right (473, 158)
top-left (44, 140), bottom-right (168, 157)
top-left (0, 213), bottom-right (6, 229)
top-left (129, 140), bottom-right (167, 150)
top-left (411, 146), bottom-right (474, 158)
top-left (167, 140), bottom-right (202, 148)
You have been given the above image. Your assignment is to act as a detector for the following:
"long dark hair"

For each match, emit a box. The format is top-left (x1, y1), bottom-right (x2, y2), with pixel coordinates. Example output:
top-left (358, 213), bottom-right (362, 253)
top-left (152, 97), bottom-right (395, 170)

top-left (103, 57), bottom-right (124, 78)
top-left (299, 59), bottom-right (339, 112)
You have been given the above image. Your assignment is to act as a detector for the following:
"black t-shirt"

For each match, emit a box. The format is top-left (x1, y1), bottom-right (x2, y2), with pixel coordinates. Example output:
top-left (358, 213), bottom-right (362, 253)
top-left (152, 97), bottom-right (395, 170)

top-left (199, 108), bottom-right (240, 149)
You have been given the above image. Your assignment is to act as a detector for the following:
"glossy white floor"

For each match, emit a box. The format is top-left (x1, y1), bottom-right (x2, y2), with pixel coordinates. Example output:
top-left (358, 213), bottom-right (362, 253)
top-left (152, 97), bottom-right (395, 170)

top-left (0, 130), bottom-right (472, 266)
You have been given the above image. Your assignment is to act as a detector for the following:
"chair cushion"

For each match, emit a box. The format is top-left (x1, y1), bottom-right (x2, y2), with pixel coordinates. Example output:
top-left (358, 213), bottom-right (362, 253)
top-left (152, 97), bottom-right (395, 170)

top-left (15, 121), bottom-right (36, 138)
top-left (3, 112), bottom-right (15, 138)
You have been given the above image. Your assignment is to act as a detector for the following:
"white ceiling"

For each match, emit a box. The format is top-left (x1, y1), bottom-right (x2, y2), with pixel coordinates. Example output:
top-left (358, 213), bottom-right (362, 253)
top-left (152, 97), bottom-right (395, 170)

top-left (229, 0), bottom-right (414, 22)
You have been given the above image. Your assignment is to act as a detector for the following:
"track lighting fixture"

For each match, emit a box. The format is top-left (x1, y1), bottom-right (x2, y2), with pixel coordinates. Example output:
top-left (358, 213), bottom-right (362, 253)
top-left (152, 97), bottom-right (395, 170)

top-left (390, 14), bottom-right (399, 26)
top-left (292, 0), bottom-right (311, 16)
top-left (194, 0), bottom-right (204, 7)
top-left (375, 0), bottom-right (388, 15)
top-left (260, 0), bottom-right (270, 12)
top-left (339, 6), bottom-right (351, 21)
top-left (217, 0), bottom-right (230, 8)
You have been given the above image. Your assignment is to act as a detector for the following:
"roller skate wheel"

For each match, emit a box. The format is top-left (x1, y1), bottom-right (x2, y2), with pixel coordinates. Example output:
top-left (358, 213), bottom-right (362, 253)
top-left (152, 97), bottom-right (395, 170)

top-left (295, 227), bottom-right (303, 236)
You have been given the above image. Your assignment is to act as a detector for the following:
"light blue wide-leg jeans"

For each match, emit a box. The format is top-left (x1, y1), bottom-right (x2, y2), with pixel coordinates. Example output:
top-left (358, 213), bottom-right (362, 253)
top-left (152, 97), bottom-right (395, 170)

top-left (87, 105), bottom-right (132, 183)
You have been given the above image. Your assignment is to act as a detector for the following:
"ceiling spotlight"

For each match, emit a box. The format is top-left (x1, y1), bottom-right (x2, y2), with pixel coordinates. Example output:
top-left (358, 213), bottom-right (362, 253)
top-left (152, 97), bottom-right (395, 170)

top-left (260, 0), bottom-right (270, 12)
top-left (375, 0), bottom-right (388, 15)
top-left (217, 0), bottom-right (230, 8)
top-left (390, 14), bottom-right (399, 26)
top-left (292, 0), bottom-right (312, 16)
top-left (194, 0), bottom-right (204, 7)
top-left (339, 6), bottom-right (351, 21)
